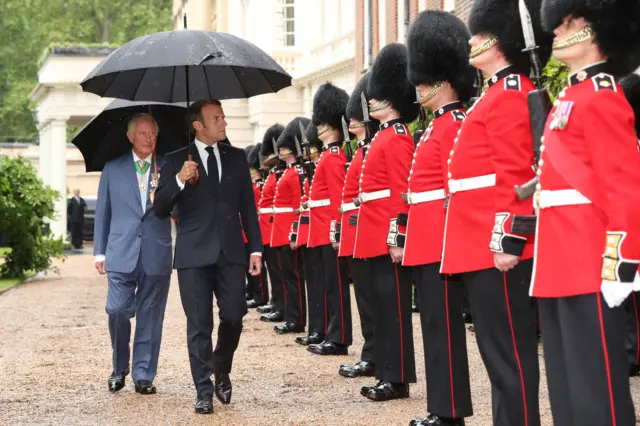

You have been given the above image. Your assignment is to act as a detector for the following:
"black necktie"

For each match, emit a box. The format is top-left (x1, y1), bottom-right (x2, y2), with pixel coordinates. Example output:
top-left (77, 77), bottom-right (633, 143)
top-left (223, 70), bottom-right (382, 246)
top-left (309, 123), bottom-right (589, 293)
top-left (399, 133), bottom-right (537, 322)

top-left (205, 146), bottom-right (220, 191)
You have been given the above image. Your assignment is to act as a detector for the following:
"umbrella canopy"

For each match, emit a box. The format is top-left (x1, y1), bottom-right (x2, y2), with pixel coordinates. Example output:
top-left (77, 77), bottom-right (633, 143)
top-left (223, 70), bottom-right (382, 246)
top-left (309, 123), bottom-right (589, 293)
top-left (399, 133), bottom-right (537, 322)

top-left (72, 99), bottom-right (190, 172)
top-left (80, 30), bottom-right (292, 103)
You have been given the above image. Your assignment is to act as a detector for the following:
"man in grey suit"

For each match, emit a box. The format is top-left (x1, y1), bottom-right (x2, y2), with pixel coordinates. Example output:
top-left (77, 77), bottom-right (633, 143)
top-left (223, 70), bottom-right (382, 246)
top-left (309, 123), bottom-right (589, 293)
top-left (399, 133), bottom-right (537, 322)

top-left (94, 113), bottom-right (172, 395)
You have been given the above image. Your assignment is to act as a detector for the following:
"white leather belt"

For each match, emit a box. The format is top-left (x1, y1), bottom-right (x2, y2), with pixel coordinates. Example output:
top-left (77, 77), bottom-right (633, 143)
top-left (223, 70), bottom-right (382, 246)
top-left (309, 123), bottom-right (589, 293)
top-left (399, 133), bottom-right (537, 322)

top-left (403, 188), bottom-right (446, 205)
top-left (358, 189), bottom-right (391, 204)
top-left (448, 174), bottom-right (496, 194)
top-left (273, 207), bottom-right (294, 213)
top-left (535, 189), bottom-right (592, 209)
top-left (259, 207), bottom-right (273, 214)
top-left (340, 202), bottom-right (358, 213)
top-left (309, 199), bottom-right (331, 208)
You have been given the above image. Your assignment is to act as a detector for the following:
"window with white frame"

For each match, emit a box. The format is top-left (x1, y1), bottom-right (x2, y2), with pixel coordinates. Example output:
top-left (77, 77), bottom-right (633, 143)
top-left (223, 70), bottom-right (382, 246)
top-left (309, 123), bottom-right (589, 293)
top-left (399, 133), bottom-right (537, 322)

top-left (444, 0), bottom-right (456, 12)
top-left (284, 0), bottom-right (295, 46)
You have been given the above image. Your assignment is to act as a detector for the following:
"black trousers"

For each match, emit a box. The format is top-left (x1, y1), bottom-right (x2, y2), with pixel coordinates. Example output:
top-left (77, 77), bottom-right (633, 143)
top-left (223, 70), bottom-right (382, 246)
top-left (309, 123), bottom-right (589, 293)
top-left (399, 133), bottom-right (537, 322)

top-left (369, 255), bottom-right (416, 383)
top-left (276, 245), bottom-right (306, 327)
top-left (311, 244), bottom-right (352, 345)
top-left (70, 221), bottom-right (83, 248)
top-left (302, 246), bottom-right (328, 335)
top-left (540, 294), bottom-right (635, 426)
top-left (263, 245), bottom-right (284, 312)
top-left (245, 245), bottom-right (269, 304)
top-left (624, 291), bottom-right (640, 367)
top-left (415, 262), bottom-right (472, 419)
top-left (418, 260), bottom-right (539, 424)
top-left (177, 260), bottom-right (247, 397)
top-left (351, 257), bottom-right (375, 363)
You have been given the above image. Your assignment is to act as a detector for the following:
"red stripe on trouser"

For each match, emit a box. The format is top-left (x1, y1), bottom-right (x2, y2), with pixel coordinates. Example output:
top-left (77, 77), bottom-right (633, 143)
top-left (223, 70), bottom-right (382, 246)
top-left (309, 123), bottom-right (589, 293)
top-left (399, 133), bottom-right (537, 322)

top-left (276, 251), bottom-right (286, 303)
top-left (444, 275), bottom-right (456, 417)
top-left (295, 250), bottom-right (303, 326)
top-left (596, 293), bottom-right (617, 426)
top-left (324, 292), bottom-right (328, 334)
top-left (335, 253), bottom-right (345, 344)
top-left (394, 264), bottom-right (405, 383)
top-left (502, 273), bottom-right (528, 426)
top-left (633, 293), bottom-right (640, 365)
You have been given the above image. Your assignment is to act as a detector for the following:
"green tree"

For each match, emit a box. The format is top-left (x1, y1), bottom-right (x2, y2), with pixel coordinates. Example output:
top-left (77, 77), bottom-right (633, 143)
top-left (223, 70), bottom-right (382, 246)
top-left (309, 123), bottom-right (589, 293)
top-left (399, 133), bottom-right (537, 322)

top-left (0, 0), bottom-right (173, 140)
top-left (0, 155), bottom-right (64, 278)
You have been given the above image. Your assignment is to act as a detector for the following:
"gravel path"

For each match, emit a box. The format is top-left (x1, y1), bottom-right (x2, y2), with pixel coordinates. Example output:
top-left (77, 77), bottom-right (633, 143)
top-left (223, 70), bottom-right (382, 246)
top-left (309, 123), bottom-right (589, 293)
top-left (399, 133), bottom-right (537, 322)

top-left (1, 254), bottom-right (639, 425)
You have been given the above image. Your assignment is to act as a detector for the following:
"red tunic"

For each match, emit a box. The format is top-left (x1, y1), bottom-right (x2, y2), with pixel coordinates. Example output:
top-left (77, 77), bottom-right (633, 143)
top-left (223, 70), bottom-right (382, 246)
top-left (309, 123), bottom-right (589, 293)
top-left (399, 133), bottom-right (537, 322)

top-left (307, 143), bottom-right (346, 248)
top-left (402, 104), bottom-right (465, 266)
top-left (530, 67), bottom-right (640, 298)
top-left (337, 144), bottom-right (366, 257)
top-left (441, 67), bottom-right (536, 274)
top-left (258, 171), bottom-right (277, 246)
top-left (270, 164), bottom-right (302, 248)
top-left (354, 119), bottom-right (414, 259)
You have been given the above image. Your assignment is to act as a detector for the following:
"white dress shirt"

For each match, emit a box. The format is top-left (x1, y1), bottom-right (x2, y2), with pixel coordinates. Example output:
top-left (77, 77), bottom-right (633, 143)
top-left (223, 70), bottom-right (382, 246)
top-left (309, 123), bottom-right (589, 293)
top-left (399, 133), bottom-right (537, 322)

top-left (95, 150), bottom-right (152, 264)
top-left (174, 138), bottom-right (261, 258)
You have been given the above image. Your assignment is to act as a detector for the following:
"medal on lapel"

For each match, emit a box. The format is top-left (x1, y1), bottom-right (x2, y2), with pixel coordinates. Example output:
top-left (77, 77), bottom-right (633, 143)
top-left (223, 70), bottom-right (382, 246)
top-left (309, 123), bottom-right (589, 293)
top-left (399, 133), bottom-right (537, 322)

top-left (149, 153), bottom-right (159, 205)
top-left (550, 101), bottom-right (574, 130)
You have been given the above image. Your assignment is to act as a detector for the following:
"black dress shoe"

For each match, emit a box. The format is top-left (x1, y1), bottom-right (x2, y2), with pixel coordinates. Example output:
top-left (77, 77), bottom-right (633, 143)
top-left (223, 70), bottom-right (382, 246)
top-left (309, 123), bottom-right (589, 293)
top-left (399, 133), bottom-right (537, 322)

top-left (214, 373), bottom-right (232, 404)
top-left (260, 311), bottom-right (284, 322)
top-left (245, 292), bottom-right (252, 300)
top-left (307, 341), bottom-right (348, 356)
top-left (295, 332), bottom-right (325, 346)
top-left (630, 364), bottom-right (640, 377)
top-left (134, 379), bottom-right (157, 395)
top-left (195, 395), bottom-right (214, 414)
top-left (275, 322), bottom-right (305, 334)
top-left (108, 367), bottom-right (130, 393)
top-left (247, 299), bottom-right (266, 309)
top-left (366, 381), bottom-right (410, 401)
top-left (257, 304), bottom-right (274, 314)
top-left (360, 380), bottom-right (382, 397)
top-left (412, 304), bottom-right (420, 313)
top-left (462, 313), bottom-right (473, 324)
top-left (467, 324), bottom-right (475, 333)
top-left (409, 414), bottom-right (465, 426)
top-left (339, 360), bottom-right (376, 378)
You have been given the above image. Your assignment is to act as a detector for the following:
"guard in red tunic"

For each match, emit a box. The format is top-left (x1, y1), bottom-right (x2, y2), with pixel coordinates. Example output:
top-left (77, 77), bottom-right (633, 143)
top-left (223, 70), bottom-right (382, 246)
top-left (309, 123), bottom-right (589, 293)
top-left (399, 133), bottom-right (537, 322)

top-left (398, 11), bottom-right (476, 426)
top-left (333, 73), bottom-right (379, 378)
top-left (257, 124), bottom-right (286, 322)
top-left (353, 43), bottom-right (420, 402)
top-left (306, 83), bottom-right (353, 356)
top-left (530, 2), bottom-right (640, 423)
top-left (291, 124), bottom-right (328, 346)
top-left (439, 1), bottom-right (552, 424)
top-left (270, 117), bottom-right (309, 334)
top-left (246, 144), bottom-right (269, 308)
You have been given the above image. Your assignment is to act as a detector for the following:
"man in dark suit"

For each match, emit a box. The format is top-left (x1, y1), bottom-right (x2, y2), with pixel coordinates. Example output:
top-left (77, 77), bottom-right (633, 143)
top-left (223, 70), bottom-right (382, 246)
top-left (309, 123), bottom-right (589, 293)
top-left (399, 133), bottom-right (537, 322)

top-left (67, 189), bottom-right (87, 249)
top-left (154, 99), bottom-right (262, 415)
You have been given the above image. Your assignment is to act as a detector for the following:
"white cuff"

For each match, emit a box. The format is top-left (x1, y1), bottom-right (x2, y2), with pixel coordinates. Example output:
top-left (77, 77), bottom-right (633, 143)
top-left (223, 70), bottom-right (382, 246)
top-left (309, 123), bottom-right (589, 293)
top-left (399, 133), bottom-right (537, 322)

top-left (250, 252), bottom-right (262, 257)
top-left (176, 174), bottom-right (185, 190)
top-left (94, 254), bottom-right (105, 263)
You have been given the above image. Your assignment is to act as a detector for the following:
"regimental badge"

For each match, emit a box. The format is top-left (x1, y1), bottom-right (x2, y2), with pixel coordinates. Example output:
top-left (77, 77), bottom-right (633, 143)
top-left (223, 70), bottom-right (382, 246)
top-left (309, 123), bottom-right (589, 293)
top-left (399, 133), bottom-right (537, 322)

top-left (451, 111), bottom-right (466, 121)
top-left (549, 100), bottom-right (574, 130)
top-left (576, 70), bottom-right (588, 82)
top-left (393, 123), bottom-right (407, 134)
top-left (504, 75), bottom-right (521, 91)
top-left (593, 74), bottom-right (616, 92)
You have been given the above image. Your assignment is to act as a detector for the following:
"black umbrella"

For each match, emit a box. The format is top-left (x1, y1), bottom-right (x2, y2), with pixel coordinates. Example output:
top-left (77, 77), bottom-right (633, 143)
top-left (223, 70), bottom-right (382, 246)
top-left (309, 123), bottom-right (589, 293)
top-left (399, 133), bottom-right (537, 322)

top-left (72, 99), bottom-right (190, 172)
top-left (79, 26), bottom-right (292, 103)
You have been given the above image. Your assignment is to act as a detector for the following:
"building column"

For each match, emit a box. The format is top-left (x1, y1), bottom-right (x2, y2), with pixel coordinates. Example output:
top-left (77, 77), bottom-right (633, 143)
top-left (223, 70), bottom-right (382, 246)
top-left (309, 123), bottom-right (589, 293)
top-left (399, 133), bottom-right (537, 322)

top-left (49, 118), bottom-right (68, 240)
top-left (38, 121), bottom-right (52, 185)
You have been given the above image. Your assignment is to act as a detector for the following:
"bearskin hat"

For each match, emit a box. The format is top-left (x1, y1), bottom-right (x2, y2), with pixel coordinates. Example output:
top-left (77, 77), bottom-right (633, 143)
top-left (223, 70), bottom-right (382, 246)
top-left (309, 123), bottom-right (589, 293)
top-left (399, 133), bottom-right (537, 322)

top-left (277, 117), bottom-right (311, 153)
top-left (304, 122), bottom-right (323, 153)
top-left (367, 43), bottom-right (420, 122)
top-left (468, 0), bottom-right (553, 75)
top-left (621, 71), bottom-right (640, 137)
top-left (244, 144), bottom-right (254, 159)
top-left (311, 83), bottom-right (350, 135)
top-left (541, 0), bottom-right (640, 77)
top-left (407, 10), bottom-right (477, 103)
top-left (260, 123), bottom-right (285, 160)
top-left (248, 143), bottom-right (262, 171)
top-left (347, 73), bottom-right (371, 121)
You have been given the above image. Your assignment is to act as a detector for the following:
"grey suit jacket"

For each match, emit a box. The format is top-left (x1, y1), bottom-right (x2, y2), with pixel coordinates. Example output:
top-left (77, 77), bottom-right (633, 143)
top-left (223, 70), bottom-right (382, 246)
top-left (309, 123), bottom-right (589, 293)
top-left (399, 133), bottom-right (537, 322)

top-left (93, 151), bottom-right (172, 276)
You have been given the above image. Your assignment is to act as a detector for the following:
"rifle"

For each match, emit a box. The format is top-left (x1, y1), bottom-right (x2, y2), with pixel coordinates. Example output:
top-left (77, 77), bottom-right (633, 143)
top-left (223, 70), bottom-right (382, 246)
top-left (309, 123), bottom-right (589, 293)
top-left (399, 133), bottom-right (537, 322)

top-left (272, 137), bottom-right (284, 181)
top-left (360, 91), bottom-right (375, 145)
top-left (341, 116), bottom-right (353, 170)
top-left (298, 121), bottom-right (317, 183)
top-left (513, 0), bottom-right (552, 201)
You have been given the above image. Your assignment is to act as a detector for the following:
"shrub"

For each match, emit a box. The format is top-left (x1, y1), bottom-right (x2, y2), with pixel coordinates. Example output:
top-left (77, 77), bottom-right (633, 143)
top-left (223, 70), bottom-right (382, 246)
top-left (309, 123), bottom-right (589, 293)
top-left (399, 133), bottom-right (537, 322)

top-left (0, 155), bottom-right (64, 278)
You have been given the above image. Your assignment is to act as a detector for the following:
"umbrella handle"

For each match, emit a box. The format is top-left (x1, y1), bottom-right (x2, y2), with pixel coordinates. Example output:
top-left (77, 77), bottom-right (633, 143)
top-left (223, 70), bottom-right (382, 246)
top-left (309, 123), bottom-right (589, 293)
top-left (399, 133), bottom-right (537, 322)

top-left (187, 153), bottom-right (200, 185)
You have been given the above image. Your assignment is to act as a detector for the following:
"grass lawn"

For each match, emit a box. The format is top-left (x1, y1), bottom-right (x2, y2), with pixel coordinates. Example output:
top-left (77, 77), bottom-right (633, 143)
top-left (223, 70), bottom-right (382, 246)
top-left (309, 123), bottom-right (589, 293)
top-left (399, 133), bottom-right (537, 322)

top-left (0, 269), bottom-right (35, 293)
